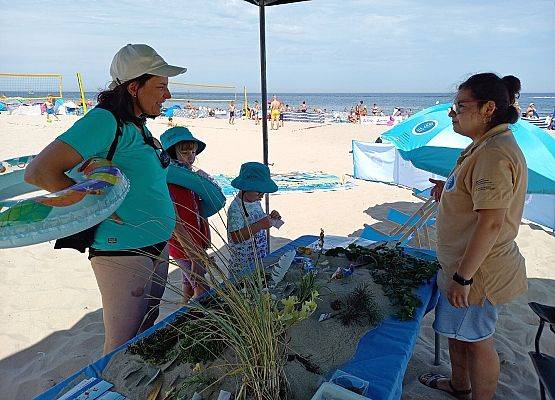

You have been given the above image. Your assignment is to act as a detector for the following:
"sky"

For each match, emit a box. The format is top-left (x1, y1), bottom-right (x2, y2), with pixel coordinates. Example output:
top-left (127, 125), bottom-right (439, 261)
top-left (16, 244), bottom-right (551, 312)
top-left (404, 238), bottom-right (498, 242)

top-left (0, 0), bottom-right (553, 93)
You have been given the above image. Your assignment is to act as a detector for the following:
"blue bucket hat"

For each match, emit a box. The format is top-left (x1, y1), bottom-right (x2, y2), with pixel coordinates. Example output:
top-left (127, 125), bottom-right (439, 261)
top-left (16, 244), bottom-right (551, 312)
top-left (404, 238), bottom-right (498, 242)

top-left (160, 126), bottom-right (206, 155)
top-left (231, 162), bottom-right (278, 193)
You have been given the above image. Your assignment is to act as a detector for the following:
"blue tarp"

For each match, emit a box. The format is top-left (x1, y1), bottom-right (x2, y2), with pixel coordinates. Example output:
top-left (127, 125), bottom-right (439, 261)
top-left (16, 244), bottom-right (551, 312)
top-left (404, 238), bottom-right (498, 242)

top-left (36, 235), bottom-right (438, 400)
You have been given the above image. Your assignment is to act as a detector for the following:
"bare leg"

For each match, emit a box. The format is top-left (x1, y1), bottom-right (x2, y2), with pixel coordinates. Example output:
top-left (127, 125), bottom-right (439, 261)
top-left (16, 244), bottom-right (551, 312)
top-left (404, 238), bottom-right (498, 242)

top-left (182, 280), bottom-right (194, 304)
top-left (467, 337), bottom-right (499, 400)
top-left (140, 245), bottom-right (169, 332)
top-left (433, 338), bottom-right (472, 394)
top-left (92, 254), bottom-right (159, 354)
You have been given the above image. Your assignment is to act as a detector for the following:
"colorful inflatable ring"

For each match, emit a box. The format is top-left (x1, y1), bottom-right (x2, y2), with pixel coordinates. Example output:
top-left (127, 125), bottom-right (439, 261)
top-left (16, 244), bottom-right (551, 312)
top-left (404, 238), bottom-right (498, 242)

top-left (166, 163), bottom-right (225, 218)
top-left (0, 157), bottom-right (129, 249)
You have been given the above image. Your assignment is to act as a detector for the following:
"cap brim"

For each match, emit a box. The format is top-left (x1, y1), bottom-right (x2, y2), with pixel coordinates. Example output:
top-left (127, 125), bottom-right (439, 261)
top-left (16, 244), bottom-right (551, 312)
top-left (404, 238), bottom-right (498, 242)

top-left (148, 64), bottom-right (187, 78)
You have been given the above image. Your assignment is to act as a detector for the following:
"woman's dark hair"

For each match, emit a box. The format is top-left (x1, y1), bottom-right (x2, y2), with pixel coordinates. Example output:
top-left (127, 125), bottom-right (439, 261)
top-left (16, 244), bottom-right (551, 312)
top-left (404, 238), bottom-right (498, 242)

top-left (458, 73), bottom-right (521, 128)
top-left (96, 74), bottom-right (154, 125)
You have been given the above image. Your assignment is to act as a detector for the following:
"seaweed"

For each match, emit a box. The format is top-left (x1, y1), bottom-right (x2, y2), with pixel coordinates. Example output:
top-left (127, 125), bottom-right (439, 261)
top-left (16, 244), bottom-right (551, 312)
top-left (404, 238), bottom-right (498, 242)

top-left (127, 313), bottom-right (193, 365)
top-left (128, 305), bottom-right (227, 366)
top-left (339, 284), bottom-right (383, 327)
top-left (325, 244), bottom-right (439, 321)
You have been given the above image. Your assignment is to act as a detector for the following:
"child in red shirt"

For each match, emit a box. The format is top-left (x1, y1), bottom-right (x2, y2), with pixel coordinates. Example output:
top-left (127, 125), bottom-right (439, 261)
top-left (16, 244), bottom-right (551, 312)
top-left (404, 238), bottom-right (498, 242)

top-left (161, 127), bottom-right (213, 303)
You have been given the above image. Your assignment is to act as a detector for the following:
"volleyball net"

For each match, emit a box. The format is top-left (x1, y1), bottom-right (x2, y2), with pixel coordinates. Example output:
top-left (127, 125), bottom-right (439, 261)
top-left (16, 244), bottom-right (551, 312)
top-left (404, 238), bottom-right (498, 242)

top-left (168, 81), bottom-right (237, 107)
top-left (0, 73), bottom-right (63, 101)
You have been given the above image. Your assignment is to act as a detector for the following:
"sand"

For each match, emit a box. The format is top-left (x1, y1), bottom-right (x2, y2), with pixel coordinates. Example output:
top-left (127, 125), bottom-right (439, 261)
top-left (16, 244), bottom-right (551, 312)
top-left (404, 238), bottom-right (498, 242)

top-left (98, 253), bottom-right (394, 399)
top-left (0, 113), bottom-right (553, 399)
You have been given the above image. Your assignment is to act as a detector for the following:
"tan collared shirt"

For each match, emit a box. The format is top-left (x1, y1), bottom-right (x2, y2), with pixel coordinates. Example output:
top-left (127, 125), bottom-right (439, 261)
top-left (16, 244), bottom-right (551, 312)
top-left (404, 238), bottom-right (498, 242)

top-left (436, 124), bottom-right (528, 305)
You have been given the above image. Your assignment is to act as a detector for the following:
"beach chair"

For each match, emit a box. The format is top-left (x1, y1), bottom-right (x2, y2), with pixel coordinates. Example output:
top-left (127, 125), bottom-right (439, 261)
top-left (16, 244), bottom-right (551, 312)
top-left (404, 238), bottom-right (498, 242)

top-left (528, 302), bottom-right (555, 400)
top-left (361, 195), bottom-right (437, 251)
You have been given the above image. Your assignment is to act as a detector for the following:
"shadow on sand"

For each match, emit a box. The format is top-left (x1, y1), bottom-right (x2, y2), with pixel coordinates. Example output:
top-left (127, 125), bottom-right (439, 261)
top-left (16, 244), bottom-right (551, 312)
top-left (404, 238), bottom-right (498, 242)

top-left (0, 234), bottom-right (294, 399)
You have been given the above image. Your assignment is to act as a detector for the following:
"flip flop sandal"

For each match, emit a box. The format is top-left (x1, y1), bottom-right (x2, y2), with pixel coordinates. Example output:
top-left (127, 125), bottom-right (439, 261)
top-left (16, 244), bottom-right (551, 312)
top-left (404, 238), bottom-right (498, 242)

top-left (419, 373), bottom-right (472, 400)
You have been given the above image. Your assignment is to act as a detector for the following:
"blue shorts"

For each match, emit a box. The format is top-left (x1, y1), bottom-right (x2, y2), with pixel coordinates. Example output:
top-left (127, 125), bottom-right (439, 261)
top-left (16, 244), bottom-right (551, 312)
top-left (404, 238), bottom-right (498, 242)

top-left (433, 292), bottom-right (502, 342)
top-left (46, 108), bottom-right (55, 115)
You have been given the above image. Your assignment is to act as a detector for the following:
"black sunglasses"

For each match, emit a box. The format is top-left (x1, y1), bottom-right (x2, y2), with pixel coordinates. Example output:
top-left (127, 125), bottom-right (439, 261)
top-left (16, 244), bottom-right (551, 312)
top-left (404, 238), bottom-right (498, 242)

top-left (143, 135), bottom-right (171, 169)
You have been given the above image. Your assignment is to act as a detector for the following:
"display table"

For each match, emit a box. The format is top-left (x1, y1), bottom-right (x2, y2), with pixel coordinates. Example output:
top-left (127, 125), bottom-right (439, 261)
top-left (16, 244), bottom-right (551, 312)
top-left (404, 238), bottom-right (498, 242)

top-left (36, 235), bottom-right (439, 400)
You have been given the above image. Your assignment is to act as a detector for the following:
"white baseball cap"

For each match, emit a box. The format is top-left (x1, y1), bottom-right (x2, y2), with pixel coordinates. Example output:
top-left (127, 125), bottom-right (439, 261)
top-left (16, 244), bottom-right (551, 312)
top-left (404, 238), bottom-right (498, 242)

top-left (108, 44), bottom-right (187, 89)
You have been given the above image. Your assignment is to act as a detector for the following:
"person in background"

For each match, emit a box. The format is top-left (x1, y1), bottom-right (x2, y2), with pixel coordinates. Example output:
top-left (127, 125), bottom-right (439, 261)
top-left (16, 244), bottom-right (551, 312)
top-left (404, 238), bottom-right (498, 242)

top-left (45, 94), bottom-right (60, 123)
top-left (419, 73), bottom-right (527, 400)
top-left (228, 101), bottom-right (236, 125)
top-left (279, 102), bottom-right (285, 127)
top-left (525, 103), bottom-right (539, 118)
top-left (299, 100), bottom-right (307, 112)
top-left (253, 100), bottom-right (260, 125)
top-left (348, 108), bottom-right (357, 123)
top-left (270, 95), bottom-right (281, 130)
top-left (357, 100), bottom-right (368, 122)
top-left (371, 103), bottom-right (380, 116)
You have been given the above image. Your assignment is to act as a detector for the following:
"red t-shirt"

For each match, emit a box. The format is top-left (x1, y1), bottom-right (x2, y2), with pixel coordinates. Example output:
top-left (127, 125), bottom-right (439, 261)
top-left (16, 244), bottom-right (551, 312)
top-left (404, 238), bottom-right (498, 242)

top-left (168, 183), bottom-right (211, 260)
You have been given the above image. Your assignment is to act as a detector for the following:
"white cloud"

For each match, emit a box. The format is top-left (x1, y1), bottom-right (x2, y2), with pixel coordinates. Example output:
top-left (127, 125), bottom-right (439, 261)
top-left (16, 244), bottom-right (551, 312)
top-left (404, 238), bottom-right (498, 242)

top-left (0, 0), bottom-right (552, 92)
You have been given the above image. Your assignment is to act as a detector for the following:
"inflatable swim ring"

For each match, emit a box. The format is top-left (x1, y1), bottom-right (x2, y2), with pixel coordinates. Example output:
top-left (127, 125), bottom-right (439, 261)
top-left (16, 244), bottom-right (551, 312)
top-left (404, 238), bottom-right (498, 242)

top-left (166, 163), bottom-right (225, 218)
top-left (0, 156), bottom-right (129, 249)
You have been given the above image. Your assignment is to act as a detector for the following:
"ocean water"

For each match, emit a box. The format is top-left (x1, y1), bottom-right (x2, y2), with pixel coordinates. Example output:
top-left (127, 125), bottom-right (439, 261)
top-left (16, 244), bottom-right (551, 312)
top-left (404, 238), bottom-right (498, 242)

top-left (4, 91), bottom-right (555, 116)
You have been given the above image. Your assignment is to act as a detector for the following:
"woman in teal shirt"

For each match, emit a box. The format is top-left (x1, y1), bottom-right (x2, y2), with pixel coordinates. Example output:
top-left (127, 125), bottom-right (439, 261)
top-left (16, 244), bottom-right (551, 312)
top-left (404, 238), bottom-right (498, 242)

top-left (25, 44), bottom-right (187, 354)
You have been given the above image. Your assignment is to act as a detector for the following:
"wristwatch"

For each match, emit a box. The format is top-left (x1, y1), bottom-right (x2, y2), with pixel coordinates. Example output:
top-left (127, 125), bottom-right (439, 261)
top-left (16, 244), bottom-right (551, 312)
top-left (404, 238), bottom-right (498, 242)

top-left (453, 272), bottom-right (473, 286)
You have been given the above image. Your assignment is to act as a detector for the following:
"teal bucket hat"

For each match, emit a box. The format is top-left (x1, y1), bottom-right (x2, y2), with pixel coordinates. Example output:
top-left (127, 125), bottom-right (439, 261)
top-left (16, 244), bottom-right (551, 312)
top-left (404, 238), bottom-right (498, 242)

top-left (231, 162), bottom-right (278, 193)
top-left (160, 126), bottom-right (206, 155)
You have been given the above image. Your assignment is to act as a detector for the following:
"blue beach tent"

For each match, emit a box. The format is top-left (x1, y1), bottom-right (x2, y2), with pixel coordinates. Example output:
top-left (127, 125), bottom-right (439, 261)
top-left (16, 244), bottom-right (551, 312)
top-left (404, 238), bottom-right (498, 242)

top-left (382, 103), bottom-right (555, 194)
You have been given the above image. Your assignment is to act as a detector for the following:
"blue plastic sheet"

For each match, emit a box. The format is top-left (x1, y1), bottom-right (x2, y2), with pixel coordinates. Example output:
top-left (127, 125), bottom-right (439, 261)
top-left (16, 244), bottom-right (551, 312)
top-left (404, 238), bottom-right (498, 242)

top-left (36, 235), bottom-right (438, 400)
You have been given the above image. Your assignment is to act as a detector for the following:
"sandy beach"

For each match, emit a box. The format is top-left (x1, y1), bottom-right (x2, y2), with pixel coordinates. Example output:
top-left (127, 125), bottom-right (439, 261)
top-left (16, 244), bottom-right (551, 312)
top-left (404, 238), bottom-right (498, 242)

top-left (0, 114), bottom-right (553, 399)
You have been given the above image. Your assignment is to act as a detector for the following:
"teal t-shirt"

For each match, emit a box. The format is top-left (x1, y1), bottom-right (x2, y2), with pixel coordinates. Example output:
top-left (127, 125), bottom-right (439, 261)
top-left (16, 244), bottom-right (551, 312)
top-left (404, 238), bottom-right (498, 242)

top-left (58, 108), bottom-right (175, 250)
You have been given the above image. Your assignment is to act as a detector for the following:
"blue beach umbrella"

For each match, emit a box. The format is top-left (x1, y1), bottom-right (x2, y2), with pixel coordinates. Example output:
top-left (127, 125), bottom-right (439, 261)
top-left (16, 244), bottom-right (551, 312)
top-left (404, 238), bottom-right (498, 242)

top-left (382, 103), bottom-right (555, 194)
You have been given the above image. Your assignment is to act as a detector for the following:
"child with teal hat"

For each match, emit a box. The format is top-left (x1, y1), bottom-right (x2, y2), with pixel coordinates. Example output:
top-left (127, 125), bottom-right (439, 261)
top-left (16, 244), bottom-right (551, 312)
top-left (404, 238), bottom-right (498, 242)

top-left (227, 162), bottom-right (282, 272)
top-left (161, 126), bottom-right (213, 303)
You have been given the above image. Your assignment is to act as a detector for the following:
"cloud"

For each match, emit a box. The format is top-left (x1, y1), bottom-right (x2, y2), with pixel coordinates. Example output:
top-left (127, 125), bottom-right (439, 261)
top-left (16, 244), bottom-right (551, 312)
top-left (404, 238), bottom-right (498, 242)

top-left (0, 0), bottom-right (552, 92)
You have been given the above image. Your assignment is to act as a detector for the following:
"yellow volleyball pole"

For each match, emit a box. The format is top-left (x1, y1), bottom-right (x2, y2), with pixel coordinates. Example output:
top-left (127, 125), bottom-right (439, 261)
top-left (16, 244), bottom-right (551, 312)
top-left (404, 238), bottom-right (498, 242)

top-left (243, 86), bottom-right (248, 119)
top-left (76, 72), bottom-right (88, 114)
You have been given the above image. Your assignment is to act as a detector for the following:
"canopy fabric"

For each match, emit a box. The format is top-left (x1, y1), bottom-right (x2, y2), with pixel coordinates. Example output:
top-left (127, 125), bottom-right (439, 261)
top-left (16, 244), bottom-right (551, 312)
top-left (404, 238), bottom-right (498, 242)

top-left (382, 103), bottom-right (555, 194)
top-left (243, 0), bottom-right (310, 6)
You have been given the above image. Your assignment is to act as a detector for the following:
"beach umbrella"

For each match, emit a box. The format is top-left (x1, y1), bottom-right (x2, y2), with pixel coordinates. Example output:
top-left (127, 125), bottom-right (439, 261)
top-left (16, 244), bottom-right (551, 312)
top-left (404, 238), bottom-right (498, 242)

top-left (242, 0), bottom-right (310, 248)
top-left (382, 103), bottom-right (555, 194)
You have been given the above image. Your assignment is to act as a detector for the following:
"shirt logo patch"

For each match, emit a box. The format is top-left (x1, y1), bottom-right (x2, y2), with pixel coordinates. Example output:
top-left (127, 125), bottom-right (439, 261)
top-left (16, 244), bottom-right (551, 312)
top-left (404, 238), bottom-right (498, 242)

top-left (107, 237), bottom-right (117, 244)
top-left (445, 174), bottom-right (456, 192)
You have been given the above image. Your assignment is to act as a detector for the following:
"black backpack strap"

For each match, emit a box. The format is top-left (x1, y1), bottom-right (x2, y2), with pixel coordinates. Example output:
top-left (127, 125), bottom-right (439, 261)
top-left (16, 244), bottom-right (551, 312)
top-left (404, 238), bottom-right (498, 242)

top-left (94, 104), bottom-right (123, 161)
top-left (106, 118), bottom-right (123, 161)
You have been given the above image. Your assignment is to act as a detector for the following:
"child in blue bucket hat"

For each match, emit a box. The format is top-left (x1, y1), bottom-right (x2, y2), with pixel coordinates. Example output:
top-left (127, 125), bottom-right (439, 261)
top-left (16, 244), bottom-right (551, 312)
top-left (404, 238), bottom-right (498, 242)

top-left (161, 126), bottom-right (215, 303)
top-left (227, 162), bottom-right (282, 272)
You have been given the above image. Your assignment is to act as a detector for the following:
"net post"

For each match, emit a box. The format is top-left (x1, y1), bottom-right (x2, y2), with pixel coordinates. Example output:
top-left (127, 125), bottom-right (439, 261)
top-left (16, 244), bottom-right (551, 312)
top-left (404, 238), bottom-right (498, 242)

top-left (76, 73), bottom-right (88, 114)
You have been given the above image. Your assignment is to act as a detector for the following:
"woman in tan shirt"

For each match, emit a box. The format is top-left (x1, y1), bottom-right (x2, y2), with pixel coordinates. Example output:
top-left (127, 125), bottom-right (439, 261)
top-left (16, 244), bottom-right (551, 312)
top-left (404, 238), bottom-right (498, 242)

top-left (419, 73), bottom-right (527, 400)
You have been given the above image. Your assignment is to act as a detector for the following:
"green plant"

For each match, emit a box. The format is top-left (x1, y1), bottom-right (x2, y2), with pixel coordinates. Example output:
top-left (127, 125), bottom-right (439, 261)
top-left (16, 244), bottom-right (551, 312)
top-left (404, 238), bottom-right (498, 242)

top-left (339, 284), bottom-right (383, 326)
top-left (295, 271), bottom-right (318, 305)
top-left (123, 214), bottom-right (324, 399)
top-left (276, 291), bottom-right (319, 326)
top-left (325, 244), bottom-right (439, 321)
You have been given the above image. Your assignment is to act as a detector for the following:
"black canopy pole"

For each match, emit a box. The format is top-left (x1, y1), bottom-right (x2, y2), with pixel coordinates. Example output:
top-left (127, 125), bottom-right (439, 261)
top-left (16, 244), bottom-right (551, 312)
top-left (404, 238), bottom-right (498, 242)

top-left (258, 0), bottom-right (271, 248)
